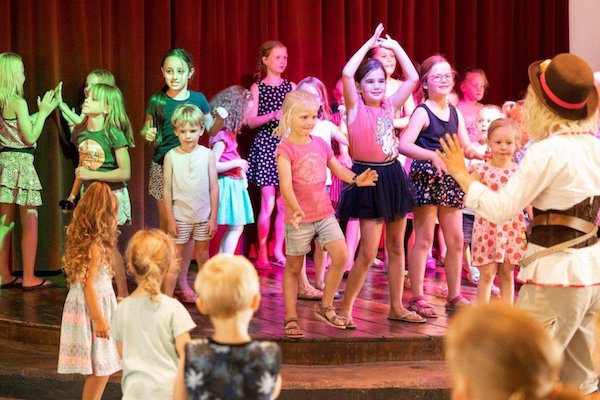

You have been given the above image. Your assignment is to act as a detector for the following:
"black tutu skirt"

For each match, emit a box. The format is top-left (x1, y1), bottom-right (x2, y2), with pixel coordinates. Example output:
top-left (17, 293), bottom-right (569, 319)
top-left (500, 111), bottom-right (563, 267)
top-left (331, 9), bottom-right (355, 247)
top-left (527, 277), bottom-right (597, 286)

top-left (337, 160), bottom-right (416, 222)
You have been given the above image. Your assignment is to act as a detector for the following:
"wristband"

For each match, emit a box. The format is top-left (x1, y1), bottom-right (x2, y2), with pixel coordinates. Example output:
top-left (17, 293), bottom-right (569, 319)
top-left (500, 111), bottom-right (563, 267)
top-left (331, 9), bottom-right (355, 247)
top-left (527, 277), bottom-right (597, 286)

top-left (352, 174), bottom-right (358, 185)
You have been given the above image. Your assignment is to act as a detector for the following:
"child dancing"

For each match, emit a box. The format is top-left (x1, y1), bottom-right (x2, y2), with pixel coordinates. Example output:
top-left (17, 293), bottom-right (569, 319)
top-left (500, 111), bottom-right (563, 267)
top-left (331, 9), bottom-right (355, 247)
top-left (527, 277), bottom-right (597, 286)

top-left (276, 90), bottom-right (378, 337)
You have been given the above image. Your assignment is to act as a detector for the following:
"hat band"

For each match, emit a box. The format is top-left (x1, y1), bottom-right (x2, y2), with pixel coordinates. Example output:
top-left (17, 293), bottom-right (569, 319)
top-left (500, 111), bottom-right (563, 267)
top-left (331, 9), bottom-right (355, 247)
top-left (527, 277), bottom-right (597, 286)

top-left (540, 73), bottom-right (587, 110)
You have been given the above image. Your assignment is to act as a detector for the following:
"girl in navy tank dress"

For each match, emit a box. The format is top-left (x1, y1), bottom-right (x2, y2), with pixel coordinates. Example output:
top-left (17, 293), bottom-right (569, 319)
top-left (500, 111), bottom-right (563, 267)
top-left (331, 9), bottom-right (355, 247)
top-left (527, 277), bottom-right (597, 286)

top-left (246, 41), bottom-right (296, 270)
top-left (399, 55), bottom-right (484, 318)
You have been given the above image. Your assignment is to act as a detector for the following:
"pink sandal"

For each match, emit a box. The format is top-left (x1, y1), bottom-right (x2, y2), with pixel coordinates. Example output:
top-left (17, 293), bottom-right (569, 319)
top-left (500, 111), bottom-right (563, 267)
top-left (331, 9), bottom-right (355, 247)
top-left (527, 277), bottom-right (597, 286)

top-left (408, 295), bottom-right (438, 318)
top-left (445, 294), bottom-right (470, 312)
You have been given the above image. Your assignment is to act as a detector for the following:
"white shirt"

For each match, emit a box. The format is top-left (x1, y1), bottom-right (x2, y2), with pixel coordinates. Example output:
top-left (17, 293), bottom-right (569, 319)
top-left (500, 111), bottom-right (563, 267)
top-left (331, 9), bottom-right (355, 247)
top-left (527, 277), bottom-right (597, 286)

top-left (465, 134), bottom-right (600, 287)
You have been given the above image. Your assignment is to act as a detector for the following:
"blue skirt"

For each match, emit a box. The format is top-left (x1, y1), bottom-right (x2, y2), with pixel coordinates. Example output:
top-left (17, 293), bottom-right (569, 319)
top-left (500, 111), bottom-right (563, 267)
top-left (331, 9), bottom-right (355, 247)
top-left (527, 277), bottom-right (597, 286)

top-left (337, 160), bottom-right (416, 222)
top-left (217, 175), bottom-right (255, 226)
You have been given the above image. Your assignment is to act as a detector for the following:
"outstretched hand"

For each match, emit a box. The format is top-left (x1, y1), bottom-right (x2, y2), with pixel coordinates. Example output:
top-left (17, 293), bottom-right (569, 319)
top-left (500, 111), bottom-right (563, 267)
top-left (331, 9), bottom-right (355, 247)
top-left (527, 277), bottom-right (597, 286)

top-left (354, 168), bottom-right (378, 187)
top-left (435, 134), bottom-right (469, 179)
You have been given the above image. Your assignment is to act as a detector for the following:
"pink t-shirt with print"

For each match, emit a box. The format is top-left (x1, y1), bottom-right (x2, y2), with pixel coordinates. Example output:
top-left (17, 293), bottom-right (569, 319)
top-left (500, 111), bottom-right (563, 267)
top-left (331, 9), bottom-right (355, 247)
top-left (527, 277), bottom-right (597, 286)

top-left (348, 98), bottom-right (398, 162)
top-left (276, 136), bottom-right (335, 223)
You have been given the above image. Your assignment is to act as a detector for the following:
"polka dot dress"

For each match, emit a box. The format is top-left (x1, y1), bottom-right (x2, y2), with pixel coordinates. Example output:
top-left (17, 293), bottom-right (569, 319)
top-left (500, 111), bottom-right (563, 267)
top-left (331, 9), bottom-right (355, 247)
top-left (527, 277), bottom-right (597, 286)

top-left (471, 164), bottom-right (527, 266)
top-left (247, 80), bottom-right (293, 187)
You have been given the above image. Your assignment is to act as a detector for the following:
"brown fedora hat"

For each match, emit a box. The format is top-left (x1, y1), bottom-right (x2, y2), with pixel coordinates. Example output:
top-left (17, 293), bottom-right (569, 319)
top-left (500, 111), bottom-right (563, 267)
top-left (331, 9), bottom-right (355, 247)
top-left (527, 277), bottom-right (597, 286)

top-left (528, 53), bottom-right (598, 120)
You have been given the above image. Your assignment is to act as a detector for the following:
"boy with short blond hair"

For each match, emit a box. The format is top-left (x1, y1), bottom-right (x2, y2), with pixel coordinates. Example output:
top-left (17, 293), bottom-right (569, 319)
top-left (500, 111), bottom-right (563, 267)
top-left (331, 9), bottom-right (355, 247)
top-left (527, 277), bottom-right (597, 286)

top-left (173, 254), bottom-right (282, 400)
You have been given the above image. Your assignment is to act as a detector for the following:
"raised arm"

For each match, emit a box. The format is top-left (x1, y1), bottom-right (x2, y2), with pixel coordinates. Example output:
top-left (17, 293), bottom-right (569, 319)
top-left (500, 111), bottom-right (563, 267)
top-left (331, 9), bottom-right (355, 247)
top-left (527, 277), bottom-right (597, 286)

top-left (342, 23), bottom-right (384, 124)
top-left (12, 89), bottom-right (58, 145)
top-left (377, 35), bottom-right (419, 112)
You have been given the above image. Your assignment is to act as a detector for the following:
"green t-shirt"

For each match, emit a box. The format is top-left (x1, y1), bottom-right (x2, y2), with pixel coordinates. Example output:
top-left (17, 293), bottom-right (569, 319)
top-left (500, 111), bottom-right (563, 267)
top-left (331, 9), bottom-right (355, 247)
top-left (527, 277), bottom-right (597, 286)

top-left (75, 128), bottom-right (129, 172)
top-left (146, 90), bottom-right (211, 164)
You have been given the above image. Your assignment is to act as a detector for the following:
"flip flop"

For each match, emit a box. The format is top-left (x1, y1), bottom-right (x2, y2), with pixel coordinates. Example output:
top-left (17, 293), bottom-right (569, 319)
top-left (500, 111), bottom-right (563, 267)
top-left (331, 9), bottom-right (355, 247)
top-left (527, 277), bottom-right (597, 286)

top-left (22, 279), bottom-right (54, 291)
top-left (0, 276), bottom-right (22, 289)
top-left (388, 311), bottom-right (426, 324)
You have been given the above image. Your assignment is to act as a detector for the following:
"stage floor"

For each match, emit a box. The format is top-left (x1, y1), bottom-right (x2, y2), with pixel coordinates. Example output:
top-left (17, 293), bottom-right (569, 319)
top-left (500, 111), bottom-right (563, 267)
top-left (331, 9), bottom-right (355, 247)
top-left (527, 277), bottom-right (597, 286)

top-left (0, 258), bottom-right (477, 365)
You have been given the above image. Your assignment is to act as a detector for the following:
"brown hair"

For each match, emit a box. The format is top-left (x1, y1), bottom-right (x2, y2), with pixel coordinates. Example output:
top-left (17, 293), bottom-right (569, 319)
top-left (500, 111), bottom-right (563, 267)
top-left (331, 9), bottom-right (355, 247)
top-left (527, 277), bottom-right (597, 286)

top-left (253, 40), bottom-right (286, 82)
top-left (419, 54), bottom-right (454, 100)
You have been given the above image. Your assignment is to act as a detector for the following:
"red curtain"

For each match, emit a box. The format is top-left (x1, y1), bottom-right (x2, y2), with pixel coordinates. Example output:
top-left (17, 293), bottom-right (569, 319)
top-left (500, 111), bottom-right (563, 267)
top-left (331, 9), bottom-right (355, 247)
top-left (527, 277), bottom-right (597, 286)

top-left (0, 0), bottom-right (568, 270)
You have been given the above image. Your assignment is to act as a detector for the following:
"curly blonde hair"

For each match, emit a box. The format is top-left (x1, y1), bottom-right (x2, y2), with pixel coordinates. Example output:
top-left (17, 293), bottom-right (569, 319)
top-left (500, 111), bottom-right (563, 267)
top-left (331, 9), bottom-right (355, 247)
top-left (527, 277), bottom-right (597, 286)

top-left (523, 85), bottom-right (598, 142)
top-left (126, 229), bottom-right (177, 303)
top-left (62, 182), bottom-right (118, 285)
top-left (210, 86), bottom-right (252, 133)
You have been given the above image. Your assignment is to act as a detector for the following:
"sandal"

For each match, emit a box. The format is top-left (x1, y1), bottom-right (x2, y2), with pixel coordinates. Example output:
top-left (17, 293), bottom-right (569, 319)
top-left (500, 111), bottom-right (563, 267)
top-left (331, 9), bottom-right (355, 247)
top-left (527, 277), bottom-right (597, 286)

top-left (409, 295), bottom-right (438, 318)
top-left (341, 315), bottom-right (357, 329)
top-left (284, 318), bottom-right (304, 339)
top-left (297, 285), bottom-right (323, 301)
top-left (314, 305), bottom-right (346, 330)
top-left (445, 294), bottom-right (471, 312)
top-left (388, 310), bottom-right (426, 324)
top-left (1, 276), bottom-right (22, 289)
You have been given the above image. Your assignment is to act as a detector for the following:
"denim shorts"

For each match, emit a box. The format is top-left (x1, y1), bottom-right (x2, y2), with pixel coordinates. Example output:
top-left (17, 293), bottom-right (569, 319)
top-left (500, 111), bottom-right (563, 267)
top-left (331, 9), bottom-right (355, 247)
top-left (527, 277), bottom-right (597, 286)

top-left (285, 215), bottom-right (344, 256)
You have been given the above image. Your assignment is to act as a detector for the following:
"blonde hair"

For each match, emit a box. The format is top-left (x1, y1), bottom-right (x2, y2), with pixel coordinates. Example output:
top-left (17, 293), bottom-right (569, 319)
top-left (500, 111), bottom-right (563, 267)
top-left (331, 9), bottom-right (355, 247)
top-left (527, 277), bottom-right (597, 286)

top-left (210, 86), bottom-right (251, 133)
top-left (273, 90), bottom-right (319, 138)
top-left (126, 229), bottom-right (177, 303)
top-left (62, 182), bottom-right (118, 285)
top-left (171, 104), bottom-right (205, 132)
top-left (487, 118), bottom-right (521, 145)
top-left (297, 76), bottom-right (332, 120)
top-left (88, 69), bottom-right (116, 87)
top-left (447, 303), bottom-right (583, 400)
top-left (523, 85), bottom-right (599, 142)
top-left (0, 52), bottom-right (24, 111)
top-left (73, 83), bottom-right (135, 147)
top-left (477, 104), bottom-right (504, 120)
top-left (194, 254), bottom-right (259, 318)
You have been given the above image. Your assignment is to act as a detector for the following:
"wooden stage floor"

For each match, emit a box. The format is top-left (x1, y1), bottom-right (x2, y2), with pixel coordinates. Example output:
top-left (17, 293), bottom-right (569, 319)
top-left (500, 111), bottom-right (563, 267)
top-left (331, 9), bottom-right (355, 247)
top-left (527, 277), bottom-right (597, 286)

top-left (0, 259), bottom-right (477, 366)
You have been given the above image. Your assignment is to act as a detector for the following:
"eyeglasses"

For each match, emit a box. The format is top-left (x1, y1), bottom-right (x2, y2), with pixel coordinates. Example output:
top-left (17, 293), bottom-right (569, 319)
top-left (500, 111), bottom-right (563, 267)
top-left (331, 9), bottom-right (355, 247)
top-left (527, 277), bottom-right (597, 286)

top-left (429, 73), bottom-right (454, 83)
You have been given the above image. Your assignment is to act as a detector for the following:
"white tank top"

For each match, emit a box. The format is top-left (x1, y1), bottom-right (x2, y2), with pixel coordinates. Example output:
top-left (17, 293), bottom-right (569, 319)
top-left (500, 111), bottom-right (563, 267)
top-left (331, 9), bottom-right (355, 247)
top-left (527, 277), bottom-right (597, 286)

top-left (168, 145), bottom-right (212, 223)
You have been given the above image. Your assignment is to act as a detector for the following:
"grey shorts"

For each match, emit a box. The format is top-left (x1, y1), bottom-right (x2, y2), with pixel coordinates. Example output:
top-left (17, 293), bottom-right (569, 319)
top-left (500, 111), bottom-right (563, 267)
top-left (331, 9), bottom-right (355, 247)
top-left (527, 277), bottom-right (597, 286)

top-left (285, 215), bottom-right (344, 256)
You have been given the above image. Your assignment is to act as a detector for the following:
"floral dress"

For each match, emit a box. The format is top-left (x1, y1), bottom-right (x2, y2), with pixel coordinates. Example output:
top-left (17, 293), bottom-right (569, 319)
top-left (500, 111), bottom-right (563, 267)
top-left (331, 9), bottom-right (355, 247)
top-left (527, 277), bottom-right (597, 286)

top-left (471, 163), bottom-right (527, 266)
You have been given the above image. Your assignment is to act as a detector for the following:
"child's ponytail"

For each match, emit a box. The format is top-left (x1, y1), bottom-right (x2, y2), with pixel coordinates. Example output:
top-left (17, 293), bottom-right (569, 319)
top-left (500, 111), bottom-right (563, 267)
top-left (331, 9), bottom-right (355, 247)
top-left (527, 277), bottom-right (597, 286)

top-left (126, 229), bottom-right (177, 302)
